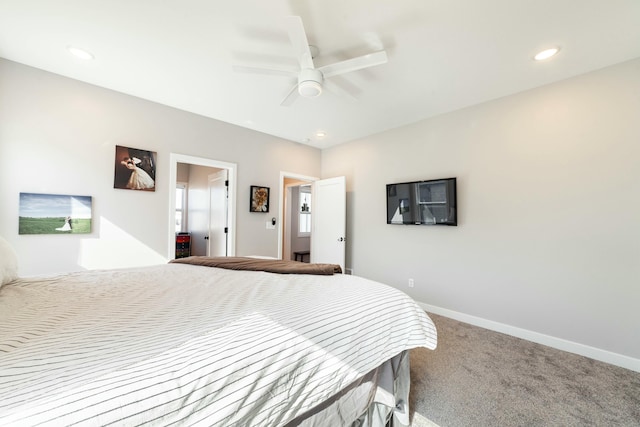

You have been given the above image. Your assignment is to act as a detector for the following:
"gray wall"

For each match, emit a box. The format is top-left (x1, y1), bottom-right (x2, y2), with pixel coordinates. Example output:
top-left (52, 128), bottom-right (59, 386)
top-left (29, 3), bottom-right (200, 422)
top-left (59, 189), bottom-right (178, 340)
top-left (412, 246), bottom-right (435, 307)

top-left (2, 55), bottom-right (638, 370)
top-left (0, 58), bottom-right (321, 274)
top-left (322, 58), bottom-right (640, 367)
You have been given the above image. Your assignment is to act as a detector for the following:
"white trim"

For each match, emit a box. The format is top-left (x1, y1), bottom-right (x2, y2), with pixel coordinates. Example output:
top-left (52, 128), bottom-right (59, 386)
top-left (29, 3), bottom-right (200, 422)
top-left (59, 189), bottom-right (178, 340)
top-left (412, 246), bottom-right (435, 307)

top-left (169, 153), bottom-right (237, 259)
top-left (277, 171), bottom-right (318, 260)
top-left (417, 301), bottom-right (640, 373)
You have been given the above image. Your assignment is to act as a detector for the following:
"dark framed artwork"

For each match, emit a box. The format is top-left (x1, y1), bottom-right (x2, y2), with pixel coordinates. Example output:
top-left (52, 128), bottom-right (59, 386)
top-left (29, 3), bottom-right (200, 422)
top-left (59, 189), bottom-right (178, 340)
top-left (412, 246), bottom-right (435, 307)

top-left (114, 145), bottom-right (157, 191)
top-left (250, 186), bottom-right (270, 212)
top-left (19, 192), bottom-right (93, 235)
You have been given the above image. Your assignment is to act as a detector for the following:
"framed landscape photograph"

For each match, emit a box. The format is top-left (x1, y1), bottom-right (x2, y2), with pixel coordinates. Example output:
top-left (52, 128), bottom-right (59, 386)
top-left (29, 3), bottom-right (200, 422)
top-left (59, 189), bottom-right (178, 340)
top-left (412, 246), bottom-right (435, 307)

top-left (114, 145), bottom-right (157, 191)
top-left (19, 193), bottom-right (92, 235)
top-left (250, 186), bottom-right (270, 212)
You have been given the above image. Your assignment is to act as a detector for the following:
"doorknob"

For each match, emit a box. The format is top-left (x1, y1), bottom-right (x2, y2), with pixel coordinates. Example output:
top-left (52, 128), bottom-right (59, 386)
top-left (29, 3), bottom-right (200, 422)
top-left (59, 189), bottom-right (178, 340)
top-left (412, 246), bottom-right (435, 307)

top-left (204, 236), bottom-right (209, 240)
top-left (337, 237), bottom-right (346, 242)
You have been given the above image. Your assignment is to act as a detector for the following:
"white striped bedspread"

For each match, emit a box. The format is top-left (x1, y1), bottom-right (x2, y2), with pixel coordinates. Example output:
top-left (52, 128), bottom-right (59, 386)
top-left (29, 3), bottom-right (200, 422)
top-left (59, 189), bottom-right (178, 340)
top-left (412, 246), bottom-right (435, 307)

top-left (0, 263), bottom-right (437, 426)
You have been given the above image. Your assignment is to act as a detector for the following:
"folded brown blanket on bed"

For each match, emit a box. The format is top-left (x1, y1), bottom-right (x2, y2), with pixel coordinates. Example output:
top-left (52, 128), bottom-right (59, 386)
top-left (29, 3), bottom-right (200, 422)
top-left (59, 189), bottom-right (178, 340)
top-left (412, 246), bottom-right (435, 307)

top-left (169, 256), bottom-right (342, 275)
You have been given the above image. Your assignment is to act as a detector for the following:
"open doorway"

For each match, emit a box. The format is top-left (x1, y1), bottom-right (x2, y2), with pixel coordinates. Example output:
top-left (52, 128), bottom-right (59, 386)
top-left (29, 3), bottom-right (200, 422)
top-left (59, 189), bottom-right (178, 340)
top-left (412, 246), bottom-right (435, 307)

top-left (279, 173), bottom-right (347, 271)
top-left (278, 172), bottom-right (317, 261)
top-left (169, 154), bottom-right (237, 259)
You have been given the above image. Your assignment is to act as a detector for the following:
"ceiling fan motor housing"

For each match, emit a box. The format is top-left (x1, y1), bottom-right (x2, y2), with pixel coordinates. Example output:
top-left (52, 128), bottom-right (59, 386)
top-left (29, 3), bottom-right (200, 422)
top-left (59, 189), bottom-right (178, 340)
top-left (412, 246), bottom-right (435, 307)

top-left (298, 68), bottom-right (323, 97)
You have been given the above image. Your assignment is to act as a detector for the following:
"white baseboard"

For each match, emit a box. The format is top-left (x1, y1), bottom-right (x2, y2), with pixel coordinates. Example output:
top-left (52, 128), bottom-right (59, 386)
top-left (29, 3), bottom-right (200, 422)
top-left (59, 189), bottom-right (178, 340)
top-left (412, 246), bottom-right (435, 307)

top-left (417, 301), bottom-right (640, 373)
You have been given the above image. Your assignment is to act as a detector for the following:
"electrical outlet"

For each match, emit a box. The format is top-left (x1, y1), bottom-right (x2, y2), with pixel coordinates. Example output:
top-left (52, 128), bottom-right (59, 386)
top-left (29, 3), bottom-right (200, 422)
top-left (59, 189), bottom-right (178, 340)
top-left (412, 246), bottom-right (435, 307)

top-left (408, 278), bottom-right (414, 288)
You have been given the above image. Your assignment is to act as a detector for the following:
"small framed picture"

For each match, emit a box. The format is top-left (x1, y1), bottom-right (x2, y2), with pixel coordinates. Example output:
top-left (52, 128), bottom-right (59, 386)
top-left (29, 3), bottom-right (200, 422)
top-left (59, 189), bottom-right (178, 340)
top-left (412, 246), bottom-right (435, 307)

top-left (250, 186), bottom-right (270, 212)
top-left (114, 145), bottom-right (157, 191)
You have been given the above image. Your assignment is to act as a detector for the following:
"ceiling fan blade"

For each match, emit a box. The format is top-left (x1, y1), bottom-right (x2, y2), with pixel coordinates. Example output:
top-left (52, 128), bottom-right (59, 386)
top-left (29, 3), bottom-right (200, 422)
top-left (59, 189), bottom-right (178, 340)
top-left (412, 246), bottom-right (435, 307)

top-left (232, 65), bottom-right (297, 78)
top-left (323, 79), bottom-right (358, 102)
top-left (286, 16), bottom-right (314, 70)
top-left (318, 50), bottom-right (388, 79)
top-left (280, 83), bottom-right (300, 106)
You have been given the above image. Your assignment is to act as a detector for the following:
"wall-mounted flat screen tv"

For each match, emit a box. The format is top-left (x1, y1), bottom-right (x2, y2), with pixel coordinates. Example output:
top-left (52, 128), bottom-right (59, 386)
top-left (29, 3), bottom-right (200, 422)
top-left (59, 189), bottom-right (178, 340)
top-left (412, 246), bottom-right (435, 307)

top-left (386, 178), bottom-right (457, 226)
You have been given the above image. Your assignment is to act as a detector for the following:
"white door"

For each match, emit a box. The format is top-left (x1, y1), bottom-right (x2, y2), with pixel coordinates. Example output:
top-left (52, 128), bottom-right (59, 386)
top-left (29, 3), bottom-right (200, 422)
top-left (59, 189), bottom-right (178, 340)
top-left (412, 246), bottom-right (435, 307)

top-left (208, 170), bottom-right (228, 256)
top-left (311, 176), bottom-right (346, 272)
top-left (283, 185), bottom-right (293, 260)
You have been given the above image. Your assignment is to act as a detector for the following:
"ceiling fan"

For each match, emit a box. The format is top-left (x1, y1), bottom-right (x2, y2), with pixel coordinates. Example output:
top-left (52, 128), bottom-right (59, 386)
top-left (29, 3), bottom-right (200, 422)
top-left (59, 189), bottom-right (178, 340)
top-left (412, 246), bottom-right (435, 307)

top-left (233, 16), bottom-right (388, 106)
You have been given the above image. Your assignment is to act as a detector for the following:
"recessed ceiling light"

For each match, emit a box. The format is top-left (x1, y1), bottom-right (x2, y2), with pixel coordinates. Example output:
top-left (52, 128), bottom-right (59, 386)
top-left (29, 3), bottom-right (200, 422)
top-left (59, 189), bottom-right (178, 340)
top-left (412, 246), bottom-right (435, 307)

top-left (67, 46), bottom-right (94, 60)
top-left (534, 47), bottom-right (560, 61)
top-left (315, 131), bottom-right (326, 138)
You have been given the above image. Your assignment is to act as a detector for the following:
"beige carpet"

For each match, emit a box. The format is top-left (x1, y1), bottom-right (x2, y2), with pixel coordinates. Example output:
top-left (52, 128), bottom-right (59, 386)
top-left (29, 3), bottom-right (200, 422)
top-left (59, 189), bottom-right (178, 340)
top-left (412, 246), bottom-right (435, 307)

top-left (408, 313), bottom-right (640, 427)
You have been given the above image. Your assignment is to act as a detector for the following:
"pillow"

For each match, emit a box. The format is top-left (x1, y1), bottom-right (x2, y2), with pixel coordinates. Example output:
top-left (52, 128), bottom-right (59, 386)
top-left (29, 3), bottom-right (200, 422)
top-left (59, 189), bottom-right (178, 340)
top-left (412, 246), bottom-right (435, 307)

top-left (0, 235), bottom-right (18, 287)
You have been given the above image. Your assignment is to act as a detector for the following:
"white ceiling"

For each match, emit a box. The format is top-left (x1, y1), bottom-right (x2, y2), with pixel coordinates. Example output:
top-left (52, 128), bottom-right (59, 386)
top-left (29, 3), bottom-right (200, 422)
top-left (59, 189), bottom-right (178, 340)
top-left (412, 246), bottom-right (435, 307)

top-left (1, 1), bottom-right (639, 148)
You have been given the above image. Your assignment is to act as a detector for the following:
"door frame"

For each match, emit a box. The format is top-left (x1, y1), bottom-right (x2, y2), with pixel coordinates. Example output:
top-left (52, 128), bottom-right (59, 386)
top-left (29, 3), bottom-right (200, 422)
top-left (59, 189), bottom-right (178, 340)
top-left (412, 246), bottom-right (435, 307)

top-left (169, 153), bottom-right (237, 259)
top-left (278, 171), bottom-right (318, 260)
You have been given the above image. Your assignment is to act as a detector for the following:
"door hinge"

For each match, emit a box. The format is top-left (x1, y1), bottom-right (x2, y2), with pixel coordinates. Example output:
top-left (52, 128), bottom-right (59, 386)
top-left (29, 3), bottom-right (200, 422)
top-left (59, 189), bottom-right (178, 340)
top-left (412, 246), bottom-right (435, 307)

top-left (225, 180), bottom-right (229, 187)
top-left (224, 227), bottom-right (228, 234)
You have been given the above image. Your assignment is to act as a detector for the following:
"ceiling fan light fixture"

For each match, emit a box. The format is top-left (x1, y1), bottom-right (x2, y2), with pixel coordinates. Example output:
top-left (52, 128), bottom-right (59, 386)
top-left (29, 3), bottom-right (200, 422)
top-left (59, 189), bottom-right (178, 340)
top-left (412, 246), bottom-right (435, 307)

top-left (298, 80), bottom-right (322, 98)
top-left (297, 68), bottom-right (323, 98)
top-left (298, 68), bottom-right (323, 98)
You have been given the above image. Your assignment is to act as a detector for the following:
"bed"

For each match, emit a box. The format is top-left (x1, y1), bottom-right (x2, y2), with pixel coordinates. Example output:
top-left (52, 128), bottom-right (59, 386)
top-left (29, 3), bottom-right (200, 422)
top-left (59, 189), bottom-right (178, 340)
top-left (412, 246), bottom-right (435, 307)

top-left (0, 246), bottom-right (437, 426)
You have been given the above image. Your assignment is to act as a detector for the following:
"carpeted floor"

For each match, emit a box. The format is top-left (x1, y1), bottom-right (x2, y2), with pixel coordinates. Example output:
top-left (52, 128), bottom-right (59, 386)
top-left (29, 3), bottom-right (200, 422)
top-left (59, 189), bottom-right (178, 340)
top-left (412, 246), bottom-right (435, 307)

top-left (408, 313), bottom-right (640, 427)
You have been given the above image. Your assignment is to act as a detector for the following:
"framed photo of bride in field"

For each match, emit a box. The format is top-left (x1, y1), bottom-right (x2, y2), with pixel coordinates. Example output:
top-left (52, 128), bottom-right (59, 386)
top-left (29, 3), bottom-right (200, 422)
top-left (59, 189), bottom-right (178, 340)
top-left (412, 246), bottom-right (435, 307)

top-left (19, 193), bottom-right (93, 235)
top-left (114, 145), bottom-right (157, 191)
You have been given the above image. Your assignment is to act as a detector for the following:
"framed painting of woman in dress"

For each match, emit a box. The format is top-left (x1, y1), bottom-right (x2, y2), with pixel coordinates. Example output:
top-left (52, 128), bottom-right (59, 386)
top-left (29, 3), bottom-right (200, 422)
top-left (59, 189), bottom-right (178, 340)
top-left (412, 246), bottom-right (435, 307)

top-left (114, 145), bottom-right (157, 191)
